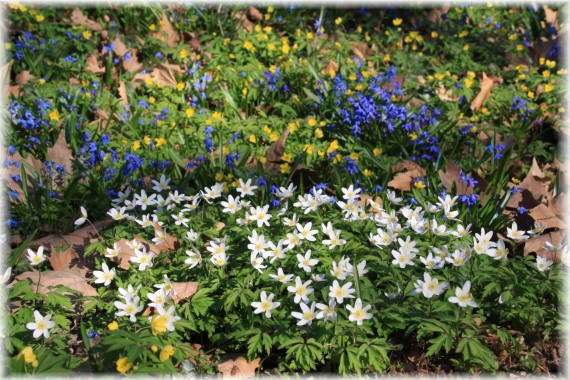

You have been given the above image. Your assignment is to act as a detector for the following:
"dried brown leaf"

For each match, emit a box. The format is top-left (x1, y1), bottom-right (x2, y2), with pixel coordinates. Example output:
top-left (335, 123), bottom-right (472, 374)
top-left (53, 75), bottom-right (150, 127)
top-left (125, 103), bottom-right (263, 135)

top-left (48, 246), bottom-right (80, 271)
top-left (12, 268), bottom-right (98, 297)
top-left (152, 12), bottom-right (180, 48)
top-left (436, 83), bottom-right (457, 102)
top-left (543, 6), bottom-right (558, 29)
top-left (247, 6), bottom-right (263, 21)
top-left (234, 11), bottom-right (254, 32)
top-left (1, 60), bottom-right (12, 98)
top-left (15, 70), bottom-right (34, 85)
top-left (70, 8), bottom-right (102, 31)
top-left (219, 356), bottom-right (260, 378)
top-left (153, 223), bottom-right (179, 253)
top-left (151, 63), bottom-right (184, 87)
top-left (85, 53), bottom-right (105, 74)
top-left (388, 161), bottom-right (426, 191)
top-left (523, 230), bottom-right (565, 263)
top-left (470, 73), bottom-right (502, 111)
top-left (118, 81), bottom-right (128, 105)
top-left (264, 128), bottom-right (290, 173)
top-left (528, 204), bottom-right (566, 230)
top-left (172, 282), bottom-right (199, 303)
top-left (111, 36), bottom-right (129, 57)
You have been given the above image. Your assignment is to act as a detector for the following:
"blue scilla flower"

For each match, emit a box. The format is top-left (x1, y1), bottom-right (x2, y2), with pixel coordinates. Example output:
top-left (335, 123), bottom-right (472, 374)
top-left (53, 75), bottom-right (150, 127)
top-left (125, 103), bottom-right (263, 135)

top-left (270, 199), bottom-right (280, 209)
top-left (204, 136), bottom-right (213, 153)
top-left (343, 158), bottom-right (359, 175)
top-left (269, 185), bottom-right (279, 194)
top-left (122, 153), bottom-right (144, 177)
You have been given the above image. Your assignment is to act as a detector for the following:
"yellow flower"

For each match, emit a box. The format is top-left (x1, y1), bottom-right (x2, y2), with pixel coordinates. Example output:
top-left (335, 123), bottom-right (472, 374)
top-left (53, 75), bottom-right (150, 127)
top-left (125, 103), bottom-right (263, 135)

top-left (373, 147), bottom-right (382, 156)
top-left (176, 82), bottom-right (185, 91)
top-left (349, 152), bottom-right (359, 162)
top-left (267, 6), bottom-right (274, 13)
top-left (414, 181), bottom-right (426, 189)
top-left (458, 30), bottom-right (469, 38)
top-left (314, 128), bottom-right (323, 138)
top-left (516, 44), bottom-right (523, 51)
top-left (263, 125), bottom-right (271, 134)
top-left (288, 122), bottom-right (297, 133)
top-left (317, 150), bottom-right (325, 157)
top-left (307, 32), bottom-right (314, 40)
top-left (215, 172), bottom-right (224, 181)
top-left (465, 78), bottom-right (473, 88)
top-left (363, 169), bottom-right (373, 177)
top-left (222, 146), bottom-right (229, 154)
top-left (335, 17), bottom-right (342, 25)
top-left (546, 60), bottom-right (556, 69)
top-left (393, 18), bottom-right (403, 26)
top-left (511, 177), bottom-right (521, 184)
top-left (408, 132), bottom-right (418, 141)
top-left (303, 144), bottom-right (314, 154)
top-left (544, 84), bottom-right (554, 92)
top-left (49, 109), bottom-right (60, 121)
top-left (151, 314), bottom-right (168, 336)
top-left (148, 96), bottom-right (155, 104)
top-left (249, 134), bottom-right (257, 144)
top-left (508, 33), bottom-right (517, 40)
top-left (281, 43), bottom-right (290, 54)
top-left (308, 118), bottom-right (317, 127)
top-left (280, 163), bottom-right (291, 174)
top-left (36, 14), bottom-right (45, 22)
top-left (108, 321), bottom-right (119, 330)
top-left (559, 107), bottom-right (565, 113)
top-left (242, 88), bottom-right (248, 96)
top-left (527, 91), bottom-right (534, 98)
top-left (557, 68), bottom-right (567, 75)
top-left (151, 345), bottom-right (158, 353)
top-left (149, 24), bottom-right (156, 31)
top-left (155, 137), bottom-right (167, 147)
top-left (145, 77), bottom-right (154, 86)
top-left (383, 54), bottom-right (391, 63)
top-left (543, 70), bottom-right (550, 78)
top-left (431, 31), bottom-right (438, 38)
top-left (267, 42), bottom-right (275, 51)
top-left (160, 345), bottom-right (175, 362)
top-left (19, 347), bottom-right (37, 365)
top-left (212, 111), bottom-right (222, 120)
top-left (270, 132), bottom-right (279, 142)
top-left (186, 108), bottom-right (195, 117)
top-left (282, 153), bottom-right (293, 163)
top-left (244, 41), bottom-right (255, 52)
top-left (83, 30), bottom-right (92, 39)
top-left (434, 73), bottom-right (444, 80)
top-left (333, 153), bottom-right (342, 164)
top-left (180, 49), bottom-right (188, 59)
top-left (463, 44), bottom-right (470, 51)
top-left (117, 357), bottom-right (133, 374)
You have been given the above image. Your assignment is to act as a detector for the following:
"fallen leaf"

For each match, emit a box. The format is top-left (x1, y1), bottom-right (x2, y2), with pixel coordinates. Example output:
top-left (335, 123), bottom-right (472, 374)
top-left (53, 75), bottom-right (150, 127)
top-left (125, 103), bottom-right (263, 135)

top-left (215, 222), bottom-right (225, 231)
top-left (70, 7), bottom-right (102, 31)
top-left (1, 60), bottom-right (12, 98)
top-left (321, 60), bottom-right (338, 75)
top-left (219, 355), bottom-right (260, 378)
top-left (183, 32), bottom-right (202, 53)
top-left (388, 161), bottom-right (426, 191)
top-left (85, 53), bottom-right (105, 74)
top-left (528, 204), bottom-right (566, 230)
top-left (152, 12), bottom-right (180, 48)
top-left (48, 246), bottom-right (80, 271)
top-left (46, 129), bottom-right (74, 178)
top-left (543, 6), bottom-right (558, 29)
top-left (436, 83), bottom-right (457, 102)
top-left (470, 73), bottom-right (502, 111)
top-left (111, 36), bottom-right (129, 57)
top-left (12, 268), bottom-right (98, 297)
top-left (551, 193), bottom-right (569, 218)
top-left (247, 6), bottom-right (263, 21)
top-left (523, 230), bottom-right (565, 263)
top-left (234, 11), bottom-right (254, 32)
top-left (350, 41), bottom-right (370, 60)
top-left (118, 81), bottom-right (128, 105)
top-left (122, 49), bottom-right (143, 73)
top-left (529, 157), bottom-right (545, 179)
top-left (15, 70), bottom-right (34, 85)
top-left (151, 63), bottom-right (184, 87)
top-left (172, 282), bottom-right (199, 303)
top-left (264, 128), bottom-right (290, 173)
top-left (438, 162), bottom-right (488, 195)
top-left (153, 223), bottom-right (179, 253)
